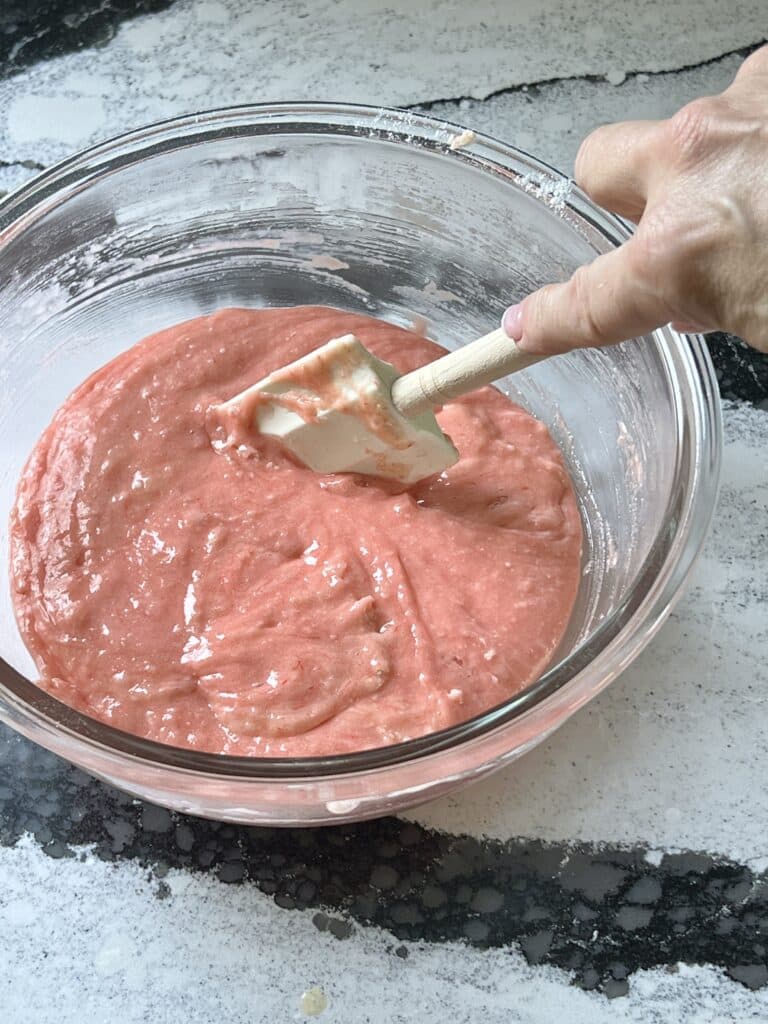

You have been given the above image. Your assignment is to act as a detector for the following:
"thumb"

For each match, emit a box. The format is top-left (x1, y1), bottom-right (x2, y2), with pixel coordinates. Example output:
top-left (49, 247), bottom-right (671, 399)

top-left (502, 240), bottom-right (671, 355)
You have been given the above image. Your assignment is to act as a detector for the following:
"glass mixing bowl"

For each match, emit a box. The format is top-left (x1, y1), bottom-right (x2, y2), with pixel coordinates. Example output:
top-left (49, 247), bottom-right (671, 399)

top-left (0, 104), bottom-right (721, 825)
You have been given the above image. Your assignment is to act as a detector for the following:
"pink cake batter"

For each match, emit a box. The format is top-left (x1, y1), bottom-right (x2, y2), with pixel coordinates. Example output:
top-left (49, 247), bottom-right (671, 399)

top-left (10, 307), bottom-right (582, 757)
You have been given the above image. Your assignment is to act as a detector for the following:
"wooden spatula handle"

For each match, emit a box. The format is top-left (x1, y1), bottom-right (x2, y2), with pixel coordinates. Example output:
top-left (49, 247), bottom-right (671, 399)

top-left (391, 328), bottom-right (546, 417)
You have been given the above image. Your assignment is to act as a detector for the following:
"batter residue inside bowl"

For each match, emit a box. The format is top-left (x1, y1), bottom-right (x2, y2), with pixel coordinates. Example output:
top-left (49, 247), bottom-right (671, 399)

top-left (10, 307), bottom-right (582, 756)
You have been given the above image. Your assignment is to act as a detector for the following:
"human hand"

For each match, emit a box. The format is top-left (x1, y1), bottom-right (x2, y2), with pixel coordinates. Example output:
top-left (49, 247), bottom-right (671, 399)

top-left (503, 46), bottom-right (768, 355)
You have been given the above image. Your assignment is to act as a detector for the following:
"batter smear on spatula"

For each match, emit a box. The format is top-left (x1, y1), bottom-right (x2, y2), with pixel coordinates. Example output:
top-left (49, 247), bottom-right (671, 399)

top-left (10, 307), bottom-right (582, 756)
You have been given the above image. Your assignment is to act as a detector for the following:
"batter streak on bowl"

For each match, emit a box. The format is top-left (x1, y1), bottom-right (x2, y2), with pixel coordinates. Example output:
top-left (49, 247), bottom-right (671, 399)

top-left (9, 307), bottom-right (582, 757)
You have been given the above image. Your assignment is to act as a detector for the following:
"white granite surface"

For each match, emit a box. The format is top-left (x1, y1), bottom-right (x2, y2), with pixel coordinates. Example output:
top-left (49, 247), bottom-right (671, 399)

top-left (0, 0), bottom-right (765, 169)
top-left (1, 3), bottom-right (767, 1021)
top-left (4, 834), bottom-right (767, 1024)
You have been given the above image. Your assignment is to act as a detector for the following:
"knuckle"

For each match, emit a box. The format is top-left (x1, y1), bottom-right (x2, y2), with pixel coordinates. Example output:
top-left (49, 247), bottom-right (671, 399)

top-left (634, 209), bottom-right (674, 269)
top-left (636, 205), bottom-right (720, 323)
top-left (634, 217), bottom-right (688, 314)
top-left (734, 44), bottom-right (768, 81)
top-left (664, 99), bottom-right (718, 163)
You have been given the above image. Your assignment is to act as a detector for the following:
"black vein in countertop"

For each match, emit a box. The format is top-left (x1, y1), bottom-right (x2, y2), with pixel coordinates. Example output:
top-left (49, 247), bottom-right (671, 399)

top-left (708, 332), bottom-right (768, 407)
top-left (412, 41), bottom-right (767, 110)
top-left (1, 724), bottom-right (766, 999)
top-left (0, 0), bottom-right (177, 78)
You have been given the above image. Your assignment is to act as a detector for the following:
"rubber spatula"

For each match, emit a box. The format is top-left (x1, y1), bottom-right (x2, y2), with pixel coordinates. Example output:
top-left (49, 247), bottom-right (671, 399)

top-left (212, 326), bottom-right (546, 486)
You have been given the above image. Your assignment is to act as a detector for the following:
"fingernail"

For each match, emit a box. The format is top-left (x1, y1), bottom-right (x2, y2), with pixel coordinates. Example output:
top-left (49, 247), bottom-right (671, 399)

top-left (502, 302), bottom-right (524, 341)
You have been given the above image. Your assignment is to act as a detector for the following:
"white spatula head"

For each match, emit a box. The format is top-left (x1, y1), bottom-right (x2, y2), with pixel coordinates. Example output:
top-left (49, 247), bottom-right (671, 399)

top-left (211, 334), bottom-right (459, 485)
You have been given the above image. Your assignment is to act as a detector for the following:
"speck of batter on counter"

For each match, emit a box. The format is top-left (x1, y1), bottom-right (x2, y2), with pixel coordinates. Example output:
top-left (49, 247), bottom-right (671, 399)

top-left (300, 986), bottom-right (328, 1016)
top-left (449, 128), bottom-right (476, 150)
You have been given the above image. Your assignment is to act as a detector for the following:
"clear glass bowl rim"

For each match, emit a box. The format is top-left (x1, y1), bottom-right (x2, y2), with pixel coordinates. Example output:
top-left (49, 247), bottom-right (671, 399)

top-left (0, 101), bottom-right (723, 780)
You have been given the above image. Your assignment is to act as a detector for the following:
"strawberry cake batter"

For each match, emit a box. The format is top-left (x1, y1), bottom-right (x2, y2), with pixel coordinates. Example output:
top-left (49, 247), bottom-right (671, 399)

top-left (10, 307), bottom-right (582, 756)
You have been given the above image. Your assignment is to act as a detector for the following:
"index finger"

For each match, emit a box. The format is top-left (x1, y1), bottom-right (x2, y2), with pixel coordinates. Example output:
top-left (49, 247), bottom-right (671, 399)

top-left (503, 238), bottom-right (673, 355)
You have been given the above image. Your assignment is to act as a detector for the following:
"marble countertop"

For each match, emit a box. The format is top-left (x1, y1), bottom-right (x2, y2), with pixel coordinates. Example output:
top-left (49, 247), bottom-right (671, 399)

top-left (0, 3), bottom-right (767, 1022)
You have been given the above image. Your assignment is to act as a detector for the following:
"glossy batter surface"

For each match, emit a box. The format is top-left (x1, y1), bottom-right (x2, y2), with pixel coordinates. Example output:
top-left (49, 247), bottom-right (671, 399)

top-left (10, 307), bottom-right (582, 756)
